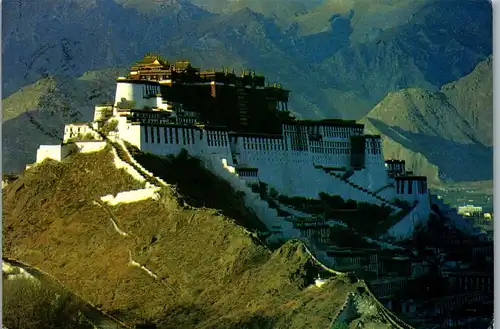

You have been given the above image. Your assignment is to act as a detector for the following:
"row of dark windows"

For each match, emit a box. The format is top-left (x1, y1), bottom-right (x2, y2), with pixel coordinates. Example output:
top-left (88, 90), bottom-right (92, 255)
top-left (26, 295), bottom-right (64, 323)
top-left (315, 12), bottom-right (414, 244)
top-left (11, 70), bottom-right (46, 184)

top-left (143, 125), bottom-right (196, 145)
top-left (289, 133), bottom-right (308, 151)
top-left (396, 179), bottom-right (427, 194)
top-left (237, 170), bottom-right (258, 177)
top-left (311, 147), bottom-right (350, 154)
top-left (142, 84), bottom-right (159, 98)
top-left (368, 148), bottom-right (382, 155)
top-left (242, 139), bottom-right (286, 151)
top-left (310, 140), bottom-right (349, 148)
top-left (324, 132), bottom-right (356, 138)
top-left (206, 131), bottom-right (228, 147)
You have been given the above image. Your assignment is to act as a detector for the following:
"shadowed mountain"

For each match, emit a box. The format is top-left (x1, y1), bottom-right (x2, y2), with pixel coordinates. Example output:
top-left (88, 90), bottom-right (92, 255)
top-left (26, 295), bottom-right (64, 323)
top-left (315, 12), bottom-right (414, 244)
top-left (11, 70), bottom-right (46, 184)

top-left (362, 56), bottom-right (493, 185)
top-left (2, 0), bottom-right (492, 120)
top-left (365, 117), bottom-right (492, 184)
top-left (2, 69), bottom-right (125, 173)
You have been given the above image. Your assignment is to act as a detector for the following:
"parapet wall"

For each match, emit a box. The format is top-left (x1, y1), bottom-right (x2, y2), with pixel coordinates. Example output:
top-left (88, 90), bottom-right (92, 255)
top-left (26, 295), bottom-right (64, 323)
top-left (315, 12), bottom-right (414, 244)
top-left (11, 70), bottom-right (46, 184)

top-left (101, 187), bottom-right (161, 206)
top-left (382, 199), bottom-right (432, 241)
top-left (430, 195), bottom-right (477, 236)
top-left (75, 141), bottom-right (107, 153)
top-left (35, 143), bottom-right (77, 163)
top-left (111, 146), bottom-right (147, 184)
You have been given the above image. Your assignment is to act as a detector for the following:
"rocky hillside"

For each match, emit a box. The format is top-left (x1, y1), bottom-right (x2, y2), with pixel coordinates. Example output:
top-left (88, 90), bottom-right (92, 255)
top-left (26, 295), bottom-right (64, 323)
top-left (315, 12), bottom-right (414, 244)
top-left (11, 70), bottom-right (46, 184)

top-left (2, 148), bottom-right (401, 329)
top-left (362, 56), bottom-right (493, 185)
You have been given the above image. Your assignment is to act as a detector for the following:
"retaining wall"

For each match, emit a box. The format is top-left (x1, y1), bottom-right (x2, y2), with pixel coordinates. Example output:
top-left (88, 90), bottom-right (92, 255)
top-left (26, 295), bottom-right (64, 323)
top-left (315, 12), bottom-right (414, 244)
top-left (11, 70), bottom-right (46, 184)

top-left (111, 146), bottom-right (147, 184)
top-left (101, 187), bottom-right (161, 206)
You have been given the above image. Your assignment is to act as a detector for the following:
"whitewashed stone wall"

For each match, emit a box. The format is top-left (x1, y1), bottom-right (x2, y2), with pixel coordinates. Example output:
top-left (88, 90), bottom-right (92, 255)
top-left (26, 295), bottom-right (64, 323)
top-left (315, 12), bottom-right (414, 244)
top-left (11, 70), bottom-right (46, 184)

top-left (114, 139), bottom-right (169, 187)
top-left (117, 122), bottom-right (232, 161)
top-left (114, 80), bottom-right (160, 109)
top-left (430, 195), bottom-right (477, 236)
top-left (203, 154), bottom-right (301, 238)
top-left (74, 141), bottom-right (107, 153)
top-left (101, 187), bottom-right (161, 206)
top-left (35, 144), bottom-right (76, 163)
top-left (110, 146), bottom-right (147, 184)
top-left (382, 198), bottom-right (432, 241)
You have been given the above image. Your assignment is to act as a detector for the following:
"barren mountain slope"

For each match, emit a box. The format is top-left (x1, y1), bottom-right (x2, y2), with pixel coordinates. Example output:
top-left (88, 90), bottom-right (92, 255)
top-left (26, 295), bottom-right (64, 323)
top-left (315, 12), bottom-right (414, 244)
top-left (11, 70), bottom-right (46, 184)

top-left (442, 55), bottom-right (493, 147)
top-left (3, 148), bottom-right (398, 329)
top-left (3, 0), bottom-right (491, 120)
top-left (362, 57), bottom-right (493, 185)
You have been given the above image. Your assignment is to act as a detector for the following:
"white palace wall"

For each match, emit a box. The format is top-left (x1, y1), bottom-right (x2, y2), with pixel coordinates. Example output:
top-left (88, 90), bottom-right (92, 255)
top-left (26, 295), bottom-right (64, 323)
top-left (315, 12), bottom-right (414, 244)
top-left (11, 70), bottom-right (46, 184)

top-left (135, 125), bottom-right (232, 159)
top-left (114, 80), bottom-right (161, 110)
top-left (116, 117), bottom-right (142, 148)
top-left (74, 141), bottom-right (107, 153)
top-left (101, 186), bottom-right (161, 206)
top-left (383, 197), bottom-right (432, 241)
top-left (36, 144), bottom-right (76, 163)
top-left (231, 133), bottom-right (395, 205)
top-left (116, 118), bottom-right (233, 162)
top-left (112, 114), bottom-right (428, 215)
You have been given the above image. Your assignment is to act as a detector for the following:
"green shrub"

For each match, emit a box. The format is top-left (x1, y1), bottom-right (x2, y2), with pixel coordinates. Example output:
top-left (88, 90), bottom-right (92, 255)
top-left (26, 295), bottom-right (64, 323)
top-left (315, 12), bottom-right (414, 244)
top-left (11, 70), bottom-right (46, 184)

top-left (99, 120), bottom-right (118, 136)
top-left (82, 132), bottom-right (95, 140)
top-left (330, 320), bottom-right (349, 329)
top-left (116, 99), bottom-right (136, 109)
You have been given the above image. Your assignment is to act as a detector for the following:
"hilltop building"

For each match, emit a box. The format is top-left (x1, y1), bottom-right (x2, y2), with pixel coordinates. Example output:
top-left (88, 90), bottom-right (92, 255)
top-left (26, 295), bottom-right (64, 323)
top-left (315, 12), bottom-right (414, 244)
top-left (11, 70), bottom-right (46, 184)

top-left (34, 53), bottom-right (477, 240)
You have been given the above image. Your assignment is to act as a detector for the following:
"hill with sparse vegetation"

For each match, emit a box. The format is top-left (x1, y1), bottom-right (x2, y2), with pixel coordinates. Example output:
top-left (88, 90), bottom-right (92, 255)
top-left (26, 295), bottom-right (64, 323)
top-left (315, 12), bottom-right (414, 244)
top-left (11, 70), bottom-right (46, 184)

top-left (3, 147), bottom-right (406, 329)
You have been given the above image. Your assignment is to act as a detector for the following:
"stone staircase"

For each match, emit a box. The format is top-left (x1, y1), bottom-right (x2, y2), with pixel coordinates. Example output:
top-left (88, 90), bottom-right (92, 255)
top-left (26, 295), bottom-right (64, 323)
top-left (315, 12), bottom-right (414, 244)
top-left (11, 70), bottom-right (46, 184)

top-left (111, 141), bottom-right (158, 186)
top-left (203, 156), bottom-right (302, 239)
top-left (360, 280), bottom-right (415, 329)
top-left (327, 292), bottom-right (354, 328)
top-left (430, 195), bottom-right (477, 236)
top-left (88, 124), bottom-right (162, 188)
top-left (116, 139), bottom-right (188, 204)
top-left (341, 170), bottom-right (355, 181)
top-left (372, 183), bottom-right (395, 195)
top-left (314, 165), bottom-right (400, 210)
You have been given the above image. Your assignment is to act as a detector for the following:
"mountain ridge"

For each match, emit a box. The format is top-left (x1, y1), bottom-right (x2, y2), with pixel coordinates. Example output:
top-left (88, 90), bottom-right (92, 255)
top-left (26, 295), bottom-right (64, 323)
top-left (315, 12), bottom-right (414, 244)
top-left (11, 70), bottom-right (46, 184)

top-left (362, 55), bottom-right (492, 185)
top-left (3, 0), bottom-right (492, 119)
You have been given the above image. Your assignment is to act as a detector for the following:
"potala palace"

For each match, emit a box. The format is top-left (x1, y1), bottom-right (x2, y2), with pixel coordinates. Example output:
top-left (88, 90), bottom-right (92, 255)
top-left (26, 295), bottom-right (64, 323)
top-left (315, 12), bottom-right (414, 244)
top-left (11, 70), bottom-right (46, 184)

top-left (33, 53), bottom-right (477, 242)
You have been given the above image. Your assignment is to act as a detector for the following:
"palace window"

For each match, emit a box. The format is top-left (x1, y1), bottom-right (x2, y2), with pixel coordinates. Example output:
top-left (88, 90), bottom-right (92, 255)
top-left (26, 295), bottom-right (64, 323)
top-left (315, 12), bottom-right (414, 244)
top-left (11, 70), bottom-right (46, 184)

top-left (144, 126), bottom-right (149, 143)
